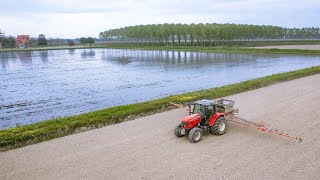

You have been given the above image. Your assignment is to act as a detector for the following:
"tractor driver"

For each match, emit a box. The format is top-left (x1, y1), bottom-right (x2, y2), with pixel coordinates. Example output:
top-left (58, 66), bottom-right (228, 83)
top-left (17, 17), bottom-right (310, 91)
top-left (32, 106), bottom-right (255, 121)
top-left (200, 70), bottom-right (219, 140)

top-left (203, 105), bottom-right (213, 125)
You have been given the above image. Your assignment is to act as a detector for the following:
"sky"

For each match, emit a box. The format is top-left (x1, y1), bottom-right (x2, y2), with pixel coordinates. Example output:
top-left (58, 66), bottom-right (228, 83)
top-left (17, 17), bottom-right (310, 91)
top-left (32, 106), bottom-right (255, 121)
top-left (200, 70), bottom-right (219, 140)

top-left (0, 0), bottom-right (319, 39)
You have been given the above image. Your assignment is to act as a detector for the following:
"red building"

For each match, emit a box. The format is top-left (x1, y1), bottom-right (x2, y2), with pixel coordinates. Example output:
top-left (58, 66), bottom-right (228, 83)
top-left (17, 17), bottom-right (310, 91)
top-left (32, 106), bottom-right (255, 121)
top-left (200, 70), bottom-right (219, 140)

top-left (16, 35), bottom-right (30, 48)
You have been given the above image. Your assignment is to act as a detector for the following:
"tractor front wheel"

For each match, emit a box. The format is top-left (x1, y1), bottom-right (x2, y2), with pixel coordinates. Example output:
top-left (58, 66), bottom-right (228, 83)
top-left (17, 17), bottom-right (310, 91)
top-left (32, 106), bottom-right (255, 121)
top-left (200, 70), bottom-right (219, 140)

top-left (174, 123), bottom-right (184, 137)
top-left (188, 127), bottom-right (203, 143)
top-left (210, 117), bottom-right (227, 135)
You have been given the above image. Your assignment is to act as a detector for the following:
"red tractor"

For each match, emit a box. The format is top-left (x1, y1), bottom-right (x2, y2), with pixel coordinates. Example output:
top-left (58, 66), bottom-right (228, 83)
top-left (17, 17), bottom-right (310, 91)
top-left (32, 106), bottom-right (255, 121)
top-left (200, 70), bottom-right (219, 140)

top-left (174, 99), bottom-right (236, 143)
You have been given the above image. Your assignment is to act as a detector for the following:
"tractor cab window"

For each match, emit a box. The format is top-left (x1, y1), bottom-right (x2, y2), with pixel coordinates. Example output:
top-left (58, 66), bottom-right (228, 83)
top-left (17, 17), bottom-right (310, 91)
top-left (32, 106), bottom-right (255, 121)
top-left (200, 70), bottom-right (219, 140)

top-left (193, 104), bottom-right (205, 116)
top-left (206, 105), bottom-right (214, 117)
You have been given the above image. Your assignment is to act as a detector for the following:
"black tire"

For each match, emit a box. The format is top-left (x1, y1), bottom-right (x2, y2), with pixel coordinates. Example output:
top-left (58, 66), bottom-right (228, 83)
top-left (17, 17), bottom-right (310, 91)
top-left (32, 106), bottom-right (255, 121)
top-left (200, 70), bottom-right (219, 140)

top-left (174, 123), bottom-right (184, 137)
top-left (210, 117), bottom-right (228, 135)
top-left (188, 127), bottom-right (203, 143)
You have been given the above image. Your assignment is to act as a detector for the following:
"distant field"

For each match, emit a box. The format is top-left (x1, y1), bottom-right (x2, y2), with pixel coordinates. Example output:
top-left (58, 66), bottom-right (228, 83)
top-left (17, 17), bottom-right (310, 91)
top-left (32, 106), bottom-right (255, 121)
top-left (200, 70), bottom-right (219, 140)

top-left (254, 44), bottom-right (320, 50)
top-left (1, 39), bottom-right (320, 53)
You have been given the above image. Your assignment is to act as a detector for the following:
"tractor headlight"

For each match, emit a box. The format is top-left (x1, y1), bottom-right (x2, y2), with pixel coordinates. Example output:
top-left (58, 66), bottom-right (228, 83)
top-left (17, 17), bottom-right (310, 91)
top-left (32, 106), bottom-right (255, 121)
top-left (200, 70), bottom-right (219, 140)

top-left (183, 123), bottom-right (191, 129)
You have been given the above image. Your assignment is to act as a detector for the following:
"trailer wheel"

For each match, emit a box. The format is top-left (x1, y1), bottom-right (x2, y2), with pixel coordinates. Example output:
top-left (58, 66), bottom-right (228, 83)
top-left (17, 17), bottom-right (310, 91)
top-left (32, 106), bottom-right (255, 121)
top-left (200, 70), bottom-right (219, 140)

top-left (188, 127), bottom-right (203, 143)
top-left (174, 123), bottom-right (184, 137)
top-left (210, 117), bottom-right (227, 135)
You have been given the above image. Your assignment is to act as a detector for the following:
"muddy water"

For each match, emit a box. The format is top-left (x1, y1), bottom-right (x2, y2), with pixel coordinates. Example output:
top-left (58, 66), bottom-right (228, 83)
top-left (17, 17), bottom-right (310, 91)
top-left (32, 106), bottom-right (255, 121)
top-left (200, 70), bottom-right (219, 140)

top-left (0, 49), bottom-right (320, 129)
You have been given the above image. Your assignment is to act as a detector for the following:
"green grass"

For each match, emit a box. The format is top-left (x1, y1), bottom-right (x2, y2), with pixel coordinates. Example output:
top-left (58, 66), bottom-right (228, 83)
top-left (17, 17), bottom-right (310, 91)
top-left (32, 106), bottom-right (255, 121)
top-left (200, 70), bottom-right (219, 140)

top-left (1, 66), bottom-right (320, 151)
top-left (97, 43), bottom-right (320, 55)
top-left (1, 43), bottom-right (320, 55)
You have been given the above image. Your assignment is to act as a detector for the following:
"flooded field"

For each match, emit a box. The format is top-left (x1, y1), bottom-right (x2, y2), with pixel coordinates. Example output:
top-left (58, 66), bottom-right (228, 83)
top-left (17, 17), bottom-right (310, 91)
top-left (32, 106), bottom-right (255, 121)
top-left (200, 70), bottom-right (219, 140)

top-left (1, 49), bottom-right (320, 129)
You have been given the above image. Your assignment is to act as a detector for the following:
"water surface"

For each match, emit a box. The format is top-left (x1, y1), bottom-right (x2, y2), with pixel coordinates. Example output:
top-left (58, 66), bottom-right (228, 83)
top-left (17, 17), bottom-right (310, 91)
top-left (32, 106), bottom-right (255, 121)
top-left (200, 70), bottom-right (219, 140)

top-left (1, 49), bottom-right (319, 129)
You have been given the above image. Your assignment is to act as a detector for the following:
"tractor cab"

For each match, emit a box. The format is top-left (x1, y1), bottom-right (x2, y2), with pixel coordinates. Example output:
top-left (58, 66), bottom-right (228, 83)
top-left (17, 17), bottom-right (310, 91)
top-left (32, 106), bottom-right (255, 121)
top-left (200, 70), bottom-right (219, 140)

top-left (189, 99), bottom-right (215, 125)
top-left (176, 99), bottom-right (236, 143)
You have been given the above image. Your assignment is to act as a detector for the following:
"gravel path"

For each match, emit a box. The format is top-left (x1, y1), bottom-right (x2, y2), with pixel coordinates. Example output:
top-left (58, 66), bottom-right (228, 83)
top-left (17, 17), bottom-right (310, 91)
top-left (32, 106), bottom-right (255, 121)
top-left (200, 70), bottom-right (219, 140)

top-left (254, 44), bottom-right (320, 50)
top-left (1, 74), bottom-right (320, 179)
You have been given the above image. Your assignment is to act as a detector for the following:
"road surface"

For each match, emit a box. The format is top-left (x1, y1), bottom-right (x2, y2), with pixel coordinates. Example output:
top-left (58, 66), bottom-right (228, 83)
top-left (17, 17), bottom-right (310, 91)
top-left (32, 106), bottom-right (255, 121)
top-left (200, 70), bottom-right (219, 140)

top-left (1, 74), bottom-right (320, 179)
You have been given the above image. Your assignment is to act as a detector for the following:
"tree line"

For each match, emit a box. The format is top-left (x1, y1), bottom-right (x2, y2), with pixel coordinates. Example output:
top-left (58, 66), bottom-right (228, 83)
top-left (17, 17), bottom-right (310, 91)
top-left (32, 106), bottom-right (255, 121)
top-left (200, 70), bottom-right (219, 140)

top-left (99, 23), bottom-right (320, 46)
top-left (0, 29), bottom-right (96, 49)
top-left (79, 37), bottom-right (95, 47)
top-left (0, 30), bottom-right (50, 48)
top-left (0, 29), bottom-right (16, 48)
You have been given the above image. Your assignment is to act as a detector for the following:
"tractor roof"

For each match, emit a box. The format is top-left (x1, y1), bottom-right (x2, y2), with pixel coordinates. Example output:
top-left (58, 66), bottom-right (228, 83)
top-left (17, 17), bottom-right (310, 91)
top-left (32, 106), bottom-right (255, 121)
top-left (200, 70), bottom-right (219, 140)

top-left (194, 99), bottom-right (214, 106)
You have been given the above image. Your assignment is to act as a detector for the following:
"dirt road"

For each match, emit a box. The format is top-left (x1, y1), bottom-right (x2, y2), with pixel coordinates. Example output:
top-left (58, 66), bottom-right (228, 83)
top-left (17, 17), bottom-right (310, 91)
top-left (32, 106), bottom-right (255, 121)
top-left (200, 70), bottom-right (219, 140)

top-left (254, 44), bottom-right (320, 50)
top-left (1, 74), bottom-right (320, 179)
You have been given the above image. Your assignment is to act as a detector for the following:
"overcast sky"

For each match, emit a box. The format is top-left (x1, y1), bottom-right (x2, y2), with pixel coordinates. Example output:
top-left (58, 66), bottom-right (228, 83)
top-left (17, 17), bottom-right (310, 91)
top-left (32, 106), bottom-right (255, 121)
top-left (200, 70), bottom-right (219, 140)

top-left (0, 0), bottom-right (319, 38)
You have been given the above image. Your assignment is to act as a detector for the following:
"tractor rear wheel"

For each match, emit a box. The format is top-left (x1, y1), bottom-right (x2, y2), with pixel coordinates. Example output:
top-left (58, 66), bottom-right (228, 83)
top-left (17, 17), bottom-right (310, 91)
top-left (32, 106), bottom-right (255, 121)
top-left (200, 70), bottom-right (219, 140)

top-left (174, 123), bottom-right (184, 137)
top-left (210, 117), bottom-right (227, 135)
top-left (188, 127), bottom-right (203, 143)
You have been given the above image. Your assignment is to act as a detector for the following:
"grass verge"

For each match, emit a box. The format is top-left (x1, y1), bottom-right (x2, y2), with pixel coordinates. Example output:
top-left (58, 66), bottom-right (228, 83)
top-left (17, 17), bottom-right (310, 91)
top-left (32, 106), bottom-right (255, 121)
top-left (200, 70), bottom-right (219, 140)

top-left (105, 44), bottom-right (320, 55)
top-left (1, 44), bottom-right (320, 55)
top-left (1, 66), bottom-right (320, 151)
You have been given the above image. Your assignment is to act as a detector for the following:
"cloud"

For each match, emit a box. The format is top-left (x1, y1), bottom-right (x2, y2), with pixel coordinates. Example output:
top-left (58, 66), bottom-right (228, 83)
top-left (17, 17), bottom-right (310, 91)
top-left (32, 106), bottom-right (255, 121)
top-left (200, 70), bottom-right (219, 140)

top-left (0, 0), bottom-right (319, 38)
